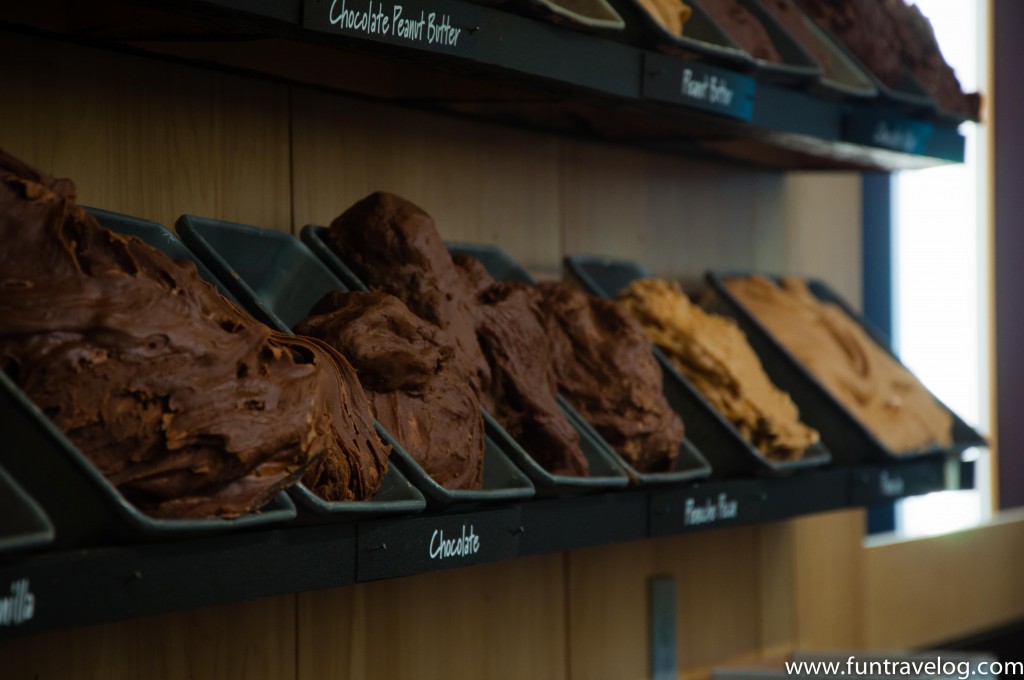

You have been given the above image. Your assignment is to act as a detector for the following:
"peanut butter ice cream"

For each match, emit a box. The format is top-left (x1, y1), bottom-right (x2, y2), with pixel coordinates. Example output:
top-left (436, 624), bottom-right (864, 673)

top-left (617, 278), bottom-right (818, 461)
top-left (724, 275), bottom-right (953, 453)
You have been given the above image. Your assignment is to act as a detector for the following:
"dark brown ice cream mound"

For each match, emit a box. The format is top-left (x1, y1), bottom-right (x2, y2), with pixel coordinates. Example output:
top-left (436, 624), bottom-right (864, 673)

top-left (296, 290), bottom-right (485, 490)
top-left (0, 150), bottom-right (389, 518)
top-left (796, 0), bottom-right (979, 118)
top-left (327, 192), bottom-right (589, 477)
top-left (700, 0), bottom-right (781, 63)
top-left (458, 263), bottom-right (588, 478)
top-left (538, 283), bottom-right (683, 474)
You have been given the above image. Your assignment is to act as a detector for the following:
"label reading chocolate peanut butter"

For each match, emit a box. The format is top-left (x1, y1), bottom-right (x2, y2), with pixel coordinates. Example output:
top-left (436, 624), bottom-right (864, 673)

top-left (303, 0), bottom-right (481, 57)
top-left (357, 507), bottom-right (520, 581)
top-left (642, 54), bottom-right (755, 121)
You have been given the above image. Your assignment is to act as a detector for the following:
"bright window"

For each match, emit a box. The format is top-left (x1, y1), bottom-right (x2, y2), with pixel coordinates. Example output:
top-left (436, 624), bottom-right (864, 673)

top-left (892, 0), bottom-right (990, 538)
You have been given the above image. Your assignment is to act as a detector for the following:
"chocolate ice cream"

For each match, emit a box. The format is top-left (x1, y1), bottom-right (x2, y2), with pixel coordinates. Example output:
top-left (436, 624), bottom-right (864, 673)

top-left (464, 270), bottom-right (589, 477)
top-left (324, 193), bottom-right (492, 407)
top-left (724, 275), bottom-right (953, 453)
top-left (759, 0), bottom-right (833, 75)
top-left (884, 0), bottom-right (980, 117)
top-left (296, 290), bottom-right (485, 490)
top-left (618, 278), bottom-right (818, 461)
top-left (539, 283), bottom-right (683, 473)
top-left (699, 0), bottom-right (781, 63)
top-left (0, 150), bottom-right (389, 518)
top-left (795, 0), bottom-right (903, 88)
top-left (796, 0), bottom-right (979, 117)
top-left (326, 193), bottom-right (589, 477)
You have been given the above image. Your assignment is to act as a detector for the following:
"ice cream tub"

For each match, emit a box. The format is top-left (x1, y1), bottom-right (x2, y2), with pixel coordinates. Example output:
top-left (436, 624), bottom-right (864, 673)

top-left (447, 241), bottom-right (712, 486)
top-left (563, 255), bottom-right (832, 477)
top-left (608, 0), bottom-right (756, 70)
top-left (704, 271), bottom-right (985, 465)
top-left (92, 209), bottom-right (426, 521)
top-left (787, 3), bottom-right (937, 115)
top-left (86, 207), bottom-right (242, 305)
top-left (753, 0), bottom-right (876, 99)
top-left (688, 0), bottom-right (822, 83)
top-left (0, 209), bottom-right (305, 547)
top-left (0, 463), bottom-right (54, 555)
top-left (177, 217), bottom-right (535, 507)
top-left (302, 226), bottom-right (630, 492)
top-left (511, 0), bottom-right (627, 34)
top-left (0, 370), bottom-right (298, 548)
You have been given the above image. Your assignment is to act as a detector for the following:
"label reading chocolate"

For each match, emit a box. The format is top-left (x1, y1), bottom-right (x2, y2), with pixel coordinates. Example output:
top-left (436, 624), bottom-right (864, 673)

top-left (844, 113), bottom-right (934, 155)
top-left (357, 507), bottom-right (520, 581)
top-left (303, 0), bottom-right (480, 57)
top-left (0, 579), bottom-right (34, 627)
top-left (428, 524), bottom-right (480, 560)
top-left (642, 53), bottom-right (755, 121)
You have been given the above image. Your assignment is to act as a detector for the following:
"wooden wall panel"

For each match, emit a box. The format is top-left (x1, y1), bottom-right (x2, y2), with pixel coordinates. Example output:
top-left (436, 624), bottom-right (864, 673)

top-left (296, 553), bottom-right (567, 680)
top-left (0, 31), bottom-right (291, 233)
top-left (782, 173), bottom-right (863, 305)
top-left (790, 509), bottom-right (866, 651)
top-left (566, 528), bottom-right (763, 680)
top-left (863, 513), bottom-right (1024, 650)
top-left (560, 139), bottom-right (788, 284)
top-left (289, 88), bottom-right (562, 272)
top-left (0, 595), bottom-right (296, 680)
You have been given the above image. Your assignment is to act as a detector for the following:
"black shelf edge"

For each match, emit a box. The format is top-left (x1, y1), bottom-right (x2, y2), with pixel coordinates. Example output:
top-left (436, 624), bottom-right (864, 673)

top-left (3, 0), bottom-right (966, 170)
top-left (0, 458), bottom-right (959, 639)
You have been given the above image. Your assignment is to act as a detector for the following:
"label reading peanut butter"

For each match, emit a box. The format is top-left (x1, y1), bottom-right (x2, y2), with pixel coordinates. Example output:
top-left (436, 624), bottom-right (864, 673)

top-left (642, 54), bottom-right (755, 121)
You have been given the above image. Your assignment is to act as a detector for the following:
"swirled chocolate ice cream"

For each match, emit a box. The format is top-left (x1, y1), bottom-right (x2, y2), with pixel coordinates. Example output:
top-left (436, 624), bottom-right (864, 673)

top-left (0, 150), bottom-right (389, 518)
top-left (538, 283), bottom-right (683, 474)
top-left (296, 290), bottom-right (485, 490)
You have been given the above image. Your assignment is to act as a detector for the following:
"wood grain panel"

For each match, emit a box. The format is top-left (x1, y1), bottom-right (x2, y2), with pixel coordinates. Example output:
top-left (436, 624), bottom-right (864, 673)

top-left (0, 31), bottom-right (291, 233)
top-left (782, 173), bottom-right (863, 304)
top-left (863, 513), bottom-right (1024, 649)
top-left (790, 509), bottom-right (866, 651)
top-left (566, 527), bottom-right (762, 680)
top-left (560, 138), bottom-right (787, 284)
top-left (296, 552), bottom-right (567, 680)
top-left (756, 521), bottom-right (798, 661)
top-left (0, 595), bottom-right (296, 680)
top-left (290, 88), bottom-right (562, 272)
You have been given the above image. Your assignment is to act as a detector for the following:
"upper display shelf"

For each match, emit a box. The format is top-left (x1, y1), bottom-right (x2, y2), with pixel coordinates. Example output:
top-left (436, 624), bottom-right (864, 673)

top-left (4, 0), bottom-right (973, 169)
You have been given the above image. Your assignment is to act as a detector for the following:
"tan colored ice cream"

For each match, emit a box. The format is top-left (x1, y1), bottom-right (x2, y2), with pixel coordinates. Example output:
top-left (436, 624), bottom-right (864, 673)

top-left (617, 278), bottom-right (817, 461)
top-left (724, 275), bottom-right (953, 453)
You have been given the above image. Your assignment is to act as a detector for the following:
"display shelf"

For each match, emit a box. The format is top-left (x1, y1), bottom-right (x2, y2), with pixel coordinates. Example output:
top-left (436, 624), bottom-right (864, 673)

top-left (0, 456), bottom-right (957, 640)
top-left (0, 0), bottom-right (966, 171)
